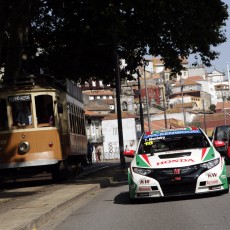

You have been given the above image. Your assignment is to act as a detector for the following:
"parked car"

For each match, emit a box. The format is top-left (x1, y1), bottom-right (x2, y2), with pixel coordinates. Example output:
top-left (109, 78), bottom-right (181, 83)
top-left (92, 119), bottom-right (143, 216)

top-left (210, 125), bottom-right (230, 164)
top-left (124, 127), bottom-right (229, 201)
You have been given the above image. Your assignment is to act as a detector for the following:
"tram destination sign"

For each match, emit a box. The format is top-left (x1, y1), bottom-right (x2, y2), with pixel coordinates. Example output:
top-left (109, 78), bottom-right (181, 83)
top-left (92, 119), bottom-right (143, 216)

top-left (8, 94), bottom-right (31, 102)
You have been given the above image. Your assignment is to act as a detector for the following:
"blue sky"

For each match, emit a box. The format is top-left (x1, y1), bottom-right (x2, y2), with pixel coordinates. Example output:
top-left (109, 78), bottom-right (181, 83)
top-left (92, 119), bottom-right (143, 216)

top-left (189, 0), bottom-right (230, 74)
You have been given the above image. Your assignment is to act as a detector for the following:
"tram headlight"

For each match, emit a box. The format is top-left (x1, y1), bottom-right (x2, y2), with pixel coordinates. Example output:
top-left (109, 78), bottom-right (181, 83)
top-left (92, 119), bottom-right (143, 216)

top-left (18, 141), bottom-right (30, 154)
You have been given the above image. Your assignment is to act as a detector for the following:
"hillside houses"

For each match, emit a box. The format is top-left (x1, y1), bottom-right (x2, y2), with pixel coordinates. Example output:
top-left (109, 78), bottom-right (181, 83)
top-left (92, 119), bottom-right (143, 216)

top-left (81, 58), bottom-right (230, 158)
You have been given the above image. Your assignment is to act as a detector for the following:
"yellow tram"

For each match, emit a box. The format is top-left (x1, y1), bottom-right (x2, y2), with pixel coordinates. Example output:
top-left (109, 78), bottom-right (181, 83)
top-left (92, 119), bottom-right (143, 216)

top-left (0, 75), bottom-right (87, 179)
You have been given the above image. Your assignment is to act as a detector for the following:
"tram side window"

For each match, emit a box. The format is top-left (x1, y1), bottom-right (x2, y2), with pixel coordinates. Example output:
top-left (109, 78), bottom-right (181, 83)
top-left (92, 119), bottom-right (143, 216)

top-left (35, 95), bottom-right (55, 127)
top-left (11, 101), bottom-right (32, 126)
top-left (0, 99), bottom-right (8, 130)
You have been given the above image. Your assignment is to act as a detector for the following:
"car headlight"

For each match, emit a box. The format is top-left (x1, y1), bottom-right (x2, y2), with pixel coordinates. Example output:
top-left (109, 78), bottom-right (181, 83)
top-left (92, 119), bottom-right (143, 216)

top-left (133, 167), bottom-right (153, 176)
top-left (200, 158), bottom-right (220, 169)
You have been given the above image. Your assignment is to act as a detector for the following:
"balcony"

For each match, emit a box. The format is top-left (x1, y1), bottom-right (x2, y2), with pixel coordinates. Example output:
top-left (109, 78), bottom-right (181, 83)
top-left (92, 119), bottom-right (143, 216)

top-left (88, 135), bottom-right (104, 143)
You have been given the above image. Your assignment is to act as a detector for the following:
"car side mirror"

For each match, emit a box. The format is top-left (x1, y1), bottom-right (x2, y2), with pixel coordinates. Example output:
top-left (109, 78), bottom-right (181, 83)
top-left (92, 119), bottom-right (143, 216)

top-left (123, 149), bottom-right (135, 158)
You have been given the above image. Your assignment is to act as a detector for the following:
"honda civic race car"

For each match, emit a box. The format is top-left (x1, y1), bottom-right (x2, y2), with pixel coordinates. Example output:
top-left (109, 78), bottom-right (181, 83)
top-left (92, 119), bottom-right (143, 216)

top-left (124, 127), bottom-right (229, 200)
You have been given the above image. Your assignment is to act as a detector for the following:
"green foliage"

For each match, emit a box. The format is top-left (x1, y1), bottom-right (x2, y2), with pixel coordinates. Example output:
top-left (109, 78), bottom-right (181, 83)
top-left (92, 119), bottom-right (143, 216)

top-left (209, 104), bottom-right (216, 113)
top-left (0, 0), bottom-right (229, 84)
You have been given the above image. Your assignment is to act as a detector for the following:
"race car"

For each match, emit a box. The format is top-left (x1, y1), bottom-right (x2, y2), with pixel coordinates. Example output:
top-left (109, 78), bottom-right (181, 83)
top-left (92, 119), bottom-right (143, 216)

top-left (124, 127), bottom-right (229, 200)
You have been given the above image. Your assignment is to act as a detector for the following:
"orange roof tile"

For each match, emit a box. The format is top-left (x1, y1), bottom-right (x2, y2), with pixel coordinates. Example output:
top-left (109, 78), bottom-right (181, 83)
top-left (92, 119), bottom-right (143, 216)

top-left (188, 76), bottom-right (204, 81)
top-left (102, 112), bottom-right (138, 120)
top-left (174, 78), bottom-right (201, 87)
top-left (216, 101), bottom-right (230, 110)
top-left (83, 90), bottom-right (114, 96)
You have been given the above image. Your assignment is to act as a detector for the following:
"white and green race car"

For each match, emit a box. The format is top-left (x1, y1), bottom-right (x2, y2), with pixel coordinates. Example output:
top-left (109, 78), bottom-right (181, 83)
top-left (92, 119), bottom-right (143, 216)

top-left (124, 127), bottom-right (229, 200)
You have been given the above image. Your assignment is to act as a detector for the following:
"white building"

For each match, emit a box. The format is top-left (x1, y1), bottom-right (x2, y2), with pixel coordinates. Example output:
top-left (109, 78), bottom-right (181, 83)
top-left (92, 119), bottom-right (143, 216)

top-left (102, 113), bottom-right (138, 159)
top-left (206, 69), bottom-right (230, 103)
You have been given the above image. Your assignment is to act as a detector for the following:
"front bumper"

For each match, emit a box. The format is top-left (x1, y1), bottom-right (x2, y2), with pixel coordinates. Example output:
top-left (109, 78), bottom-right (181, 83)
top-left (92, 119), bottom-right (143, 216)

top-left (128, 160), bottom-right (229, 199)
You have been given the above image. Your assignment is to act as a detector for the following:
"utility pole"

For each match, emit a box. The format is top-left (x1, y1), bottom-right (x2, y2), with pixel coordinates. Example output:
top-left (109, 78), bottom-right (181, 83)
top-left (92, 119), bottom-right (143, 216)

top-left (143, 61), bottom-right (151, 131)
top-left (161, 75), bottom-right (167, 128)
top-left (137, 70), bottom-right (144, 133)
top-left (114, 51), bottom-right (126, 169)
top-left (202, 100), bottom-right (207, 133)
top-left (180, 77), bottom-right (186, 126)
top-left (227, 62), bottom-right (230, 96)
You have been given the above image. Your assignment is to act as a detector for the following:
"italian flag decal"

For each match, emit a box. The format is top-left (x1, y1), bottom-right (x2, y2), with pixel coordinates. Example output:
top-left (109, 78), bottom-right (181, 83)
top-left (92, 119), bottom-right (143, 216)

top-left (201, 147), bottom-right (215, 162)
top-left (135, 154), bottom-right (152, 167)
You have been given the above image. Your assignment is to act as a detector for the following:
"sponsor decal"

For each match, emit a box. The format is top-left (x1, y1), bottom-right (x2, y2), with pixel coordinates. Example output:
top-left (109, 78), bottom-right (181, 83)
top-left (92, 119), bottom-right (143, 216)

top-left (207, 172), bottom-right (217, 178)
top-left (139, 179), bottom-right (150, 184)
top-left (138, 186), bottom-right (152, 191)
top-left (145, 130), bottom-right (201, 139)
top-left (206, 179), bottom-right (219, 186)
top-left (157, 159), bottom-right (195, 165)
top-left (148, 136), bottom-right (165, 141)
top-left (144, 141), bottom-right (153, 146)
top-left (209, 186), bottom-right (221, 191)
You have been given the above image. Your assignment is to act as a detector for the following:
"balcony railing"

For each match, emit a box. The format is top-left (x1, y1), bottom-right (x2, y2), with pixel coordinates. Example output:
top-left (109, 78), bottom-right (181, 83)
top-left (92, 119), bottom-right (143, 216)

top-left (88, 135), bottom-right (104, 143)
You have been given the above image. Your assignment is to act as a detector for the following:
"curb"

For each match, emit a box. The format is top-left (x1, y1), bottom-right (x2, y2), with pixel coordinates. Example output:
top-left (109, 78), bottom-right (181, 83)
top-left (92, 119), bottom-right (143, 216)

top-left (20, 163), bottom-right (125, 230)
top-left (20, 184), bottom-right (101, 230)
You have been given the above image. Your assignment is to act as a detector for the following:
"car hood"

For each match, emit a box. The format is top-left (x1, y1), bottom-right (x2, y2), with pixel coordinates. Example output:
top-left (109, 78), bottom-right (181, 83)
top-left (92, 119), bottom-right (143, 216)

top-left (133, 147), bottom-right (218, 169)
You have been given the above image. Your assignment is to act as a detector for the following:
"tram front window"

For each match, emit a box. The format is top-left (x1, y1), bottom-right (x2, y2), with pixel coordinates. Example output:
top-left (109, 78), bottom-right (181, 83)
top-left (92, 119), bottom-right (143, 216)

top-left (35, 95), bottom-right (55, 127)
top-left (0, 99), bottom-right (8, 130)
top-left (10, 100), bottom-right (32, 126)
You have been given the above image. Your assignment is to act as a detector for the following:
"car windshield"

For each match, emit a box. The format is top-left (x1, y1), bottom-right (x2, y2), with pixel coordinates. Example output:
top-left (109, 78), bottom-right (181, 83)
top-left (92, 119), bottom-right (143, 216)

top-left (214, 126), bottom-right (230, 141)
top-left (138, 130), bottom-right (210, 154)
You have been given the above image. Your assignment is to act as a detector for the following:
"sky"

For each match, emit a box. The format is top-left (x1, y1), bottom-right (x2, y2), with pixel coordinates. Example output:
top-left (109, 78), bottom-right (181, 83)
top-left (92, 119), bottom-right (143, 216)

top-left (189, 0), bottom-right (230, 74)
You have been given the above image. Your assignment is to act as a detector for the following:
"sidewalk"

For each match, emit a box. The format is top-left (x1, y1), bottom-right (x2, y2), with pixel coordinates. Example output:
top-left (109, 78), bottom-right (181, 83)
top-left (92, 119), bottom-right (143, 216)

top-left (0, 160), bottom-right (130, 230)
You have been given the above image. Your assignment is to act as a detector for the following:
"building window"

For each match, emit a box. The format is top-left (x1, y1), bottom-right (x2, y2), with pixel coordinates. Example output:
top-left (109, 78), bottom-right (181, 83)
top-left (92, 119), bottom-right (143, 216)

top-left (122, 101), bottom-right (128, 111)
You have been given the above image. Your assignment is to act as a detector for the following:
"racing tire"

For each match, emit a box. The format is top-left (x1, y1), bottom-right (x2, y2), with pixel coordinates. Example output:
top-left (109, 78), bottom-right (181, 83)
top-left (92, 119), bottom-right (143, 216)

top-left (129, 197), bottom-right (137, 204)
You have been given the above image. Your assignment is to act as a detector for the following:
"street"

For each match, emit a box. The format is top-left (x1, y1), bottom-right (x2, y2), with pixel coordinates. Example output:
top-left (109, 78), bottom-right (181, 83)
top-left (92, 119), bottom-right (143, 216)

top-left (41, 164), bottom-right (230, 230)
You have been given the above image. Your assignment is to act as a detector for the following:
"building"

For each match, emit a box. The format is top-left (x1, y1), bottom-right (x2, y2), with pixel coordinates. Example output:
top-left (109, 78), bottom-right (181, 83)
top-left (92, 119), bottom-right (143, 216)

top-left (102, 112), bottom-right (139, 159)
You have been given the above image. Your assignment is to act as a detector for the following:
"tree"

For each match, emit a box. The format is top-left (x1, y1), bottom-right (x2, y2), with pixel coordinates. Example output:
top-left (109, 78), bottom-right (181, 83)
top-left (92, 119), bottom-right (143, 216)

top-left (0, 0), bottom-right (228, 84)
top-left (210, 104), bottom-right (216, 113)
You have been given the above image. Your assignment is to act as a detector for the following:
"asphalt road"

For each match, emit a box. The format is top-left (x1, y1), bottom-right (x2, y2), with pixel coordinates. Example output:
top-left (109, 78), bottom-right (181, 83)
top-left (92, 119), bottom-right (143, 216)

top-left (40, 164), bottom-right (230, 230)
top-left (0, 160), bottom-right (229, 230)
top-left (46, 186), bottom-right (230, 230)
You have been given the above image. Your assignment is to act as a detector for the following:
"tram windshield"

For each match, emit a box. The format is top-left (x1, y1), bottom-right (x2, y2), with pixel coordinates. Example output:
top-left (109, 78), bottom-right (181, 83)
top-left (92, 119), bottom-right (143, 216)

top-left (6, 94), bottom-right (55, 129)
top-left (8, 95), bottom-right (33, 127)
top-left (35, 95), bottom-right (55, 127)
